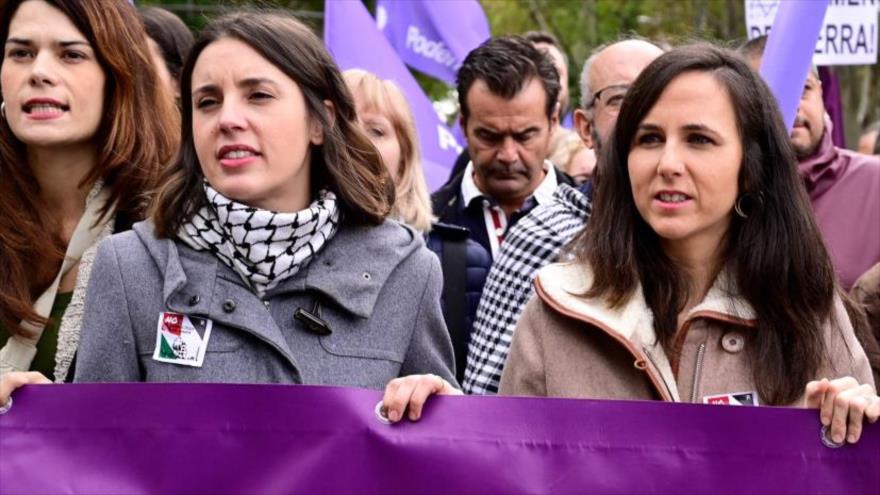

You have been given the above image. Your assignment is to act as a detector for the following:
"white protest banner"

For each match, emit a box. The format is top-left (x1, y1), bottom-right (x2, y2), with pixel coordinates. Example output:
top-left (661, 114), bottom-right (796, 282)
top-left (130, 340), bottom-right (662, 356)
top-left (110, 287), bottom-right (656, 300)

top-left (745, 0), bottom-right (879, 65)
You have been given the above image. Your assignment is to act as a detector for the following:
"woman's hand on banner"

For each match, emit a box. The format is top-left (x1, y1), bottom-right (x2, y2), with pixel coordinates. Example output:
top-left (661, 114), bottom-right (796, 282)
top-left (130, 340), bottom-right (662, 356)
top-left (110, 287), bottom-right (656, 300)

top-left (0, 371), bottom-right (51, 410)
top-left (805, 377), bottom-right (879, 445)
top-left (380, 374), bottom-right (461, 423)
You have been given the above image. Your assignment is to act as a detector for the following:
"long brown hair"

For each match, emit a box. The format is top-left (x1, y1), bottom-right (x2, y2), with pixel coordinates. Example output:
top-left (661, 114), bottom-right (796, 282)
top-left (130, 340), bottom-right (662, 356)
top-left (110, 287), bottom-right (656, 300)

top-left (572, 44), bottom-right (837, 405)
top-left (0, 0), bottom-right (179, 336)
top-left (152, 11), bottom-right (394, 237)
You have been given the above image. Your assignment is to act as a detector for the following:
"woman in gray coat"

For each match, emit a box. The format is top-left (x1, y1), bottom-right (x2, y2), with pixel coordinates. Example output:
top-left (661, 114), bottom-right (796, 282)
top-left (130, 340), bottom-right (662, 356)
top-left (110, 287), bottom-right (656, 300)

top-left (0, 11), bottom-right (457, 405)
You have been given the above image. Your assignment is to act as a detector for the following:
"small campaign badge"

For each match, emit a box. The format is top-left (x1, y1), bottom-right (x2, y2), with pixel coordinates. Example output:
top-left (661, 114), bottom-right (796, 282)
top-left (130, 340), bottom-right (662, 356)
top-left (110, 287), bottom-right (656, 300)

top-left (702, 391), bottom-right (759, 406)
top-left (152, 312), bottom-right (213, 367)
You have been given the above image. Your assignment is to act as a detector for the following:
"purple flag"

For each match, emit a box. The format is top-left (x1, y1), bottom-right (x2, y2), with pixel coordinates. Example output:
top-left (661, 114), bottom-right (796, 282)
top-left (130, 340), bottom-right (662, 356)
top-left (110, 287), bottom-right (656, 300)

top-left (2, 383), bottom-right (878, 494)
top-left (760, 0), bottom-right (830, 131)
top-left (376, 0), bottom-right (490, 85)
top-left (324, 0), bottom-right (462, 191)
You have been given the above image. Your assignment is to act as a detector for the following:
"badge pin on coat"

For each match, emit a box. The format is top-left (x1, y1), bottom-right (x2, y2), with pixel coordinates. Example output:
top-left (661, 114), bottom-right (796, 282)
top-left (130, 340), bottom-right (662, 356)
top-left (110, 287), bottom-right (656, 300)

top-left (702, 391), bottom-right (759, 406)
top-left (152, 312), bottom-right (213, 367)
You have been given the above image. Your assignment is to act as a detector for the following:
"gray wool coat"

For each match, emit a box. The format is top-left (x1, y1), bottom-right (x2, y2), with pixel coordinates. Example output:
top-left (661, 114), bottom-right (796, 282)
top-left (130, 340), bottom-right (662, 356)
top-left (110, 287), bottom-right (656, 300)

top-left (73, 219), bottom-right (456, 389)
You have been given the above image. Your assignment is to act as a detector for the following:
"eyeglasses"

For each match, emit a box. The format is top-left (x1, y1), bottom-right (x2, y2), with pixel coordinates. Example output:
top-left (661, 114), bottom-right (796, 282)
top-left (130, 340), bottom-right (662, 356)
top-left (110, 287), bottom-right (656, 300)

top-left (586, 84), bottom-right (630, 112)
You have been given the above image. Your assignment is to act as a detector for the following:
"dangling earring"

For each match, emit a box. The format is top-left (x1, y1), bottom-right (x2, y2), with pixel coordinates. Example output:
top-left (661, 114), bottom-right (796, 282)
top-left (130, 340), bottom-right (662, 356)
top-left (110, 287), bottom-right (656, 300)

top-left (0, 101), bottom-right (5, 119)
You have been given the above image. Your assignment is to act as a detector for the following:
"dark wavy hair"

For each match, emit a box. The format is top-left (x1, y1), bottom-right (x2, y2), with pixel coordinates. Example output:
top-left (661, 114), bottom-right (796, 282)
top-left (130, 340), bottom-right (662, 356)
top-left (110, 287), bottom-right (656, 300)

top-left (571, 44), bottom-right (838, 405)
top-left (456, 35), bottom-right (560, 123)
top-left (0, 0), bottom-right (178, 336)
top-left (152, 10), bottom-right (394, 236)
top-left (138, 6), bottom-right (194, 83)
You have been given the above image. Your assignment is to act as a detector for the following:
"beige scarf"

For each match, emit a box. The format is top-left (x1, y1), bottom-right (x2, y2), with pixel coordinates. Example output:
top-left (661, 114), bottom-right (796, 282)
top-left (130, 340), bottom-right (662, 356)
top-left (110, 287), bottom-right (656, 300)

top-left (0, 182), bottom-right (111, 377)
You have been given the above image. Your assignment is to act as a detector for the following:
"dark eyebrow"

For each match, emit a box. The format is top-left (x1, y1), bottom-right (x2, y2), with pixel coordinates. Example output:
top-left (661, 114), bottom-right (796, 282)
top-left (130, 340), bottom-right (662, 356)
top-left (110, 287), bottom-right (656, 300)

top-left (681, 123), bottom-right (719, 135)
top-left (192, 83), bottom-right (219, 97)
top-left (239, 77), bottom-right (279, 90)
top-left (58, 40), bottom-right (91, 48)
top-left (474, 126), bottom-right (501, 135)
top-left (636, 123), bottom-right (662, 133)
top-left (5, 38), bottom-right (91, 48)
top-left (6, 37), bottom-right (31, 46)
top-left (192, 78), bottom-right (279, 96)
top-left (514, 126), bottom-right (540, 135)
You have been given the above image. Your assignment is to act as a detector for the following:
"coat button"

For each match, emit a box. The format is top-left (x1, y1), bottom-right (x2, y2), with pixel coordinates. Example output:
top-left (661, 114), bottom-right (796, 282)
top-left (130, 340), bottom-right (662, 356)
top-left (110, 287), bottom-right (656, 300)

top-left (222, 299), bottom-right (237, 313)
top-left (721, 332), bottom-right (745, 353)
top-left (189, 295), bottom-right (201, 306)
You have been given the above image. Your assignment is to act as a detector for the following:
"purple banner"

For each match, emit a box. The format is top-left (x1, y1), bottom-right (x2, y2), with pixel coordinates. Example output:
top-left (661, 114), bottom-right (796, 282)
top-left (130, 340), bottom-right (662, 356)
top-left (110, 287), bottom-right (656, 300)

top-left (376, 0), bottom-right (490, 85)
top-left (324, 0), bottom-right (462, 191)
top-left (760, 0), bottom-right (830, 131)
top-left (2, 384), bottom-right (878, 494)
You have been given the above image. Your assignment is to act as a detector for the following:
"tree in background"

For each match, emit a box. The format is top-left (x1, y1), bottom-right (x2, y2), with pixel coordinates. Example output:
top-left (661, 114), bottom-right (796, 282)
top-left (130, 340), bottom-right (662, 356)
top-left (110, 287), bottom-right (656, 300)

top-left (142, 0), bottom-right (877, 147)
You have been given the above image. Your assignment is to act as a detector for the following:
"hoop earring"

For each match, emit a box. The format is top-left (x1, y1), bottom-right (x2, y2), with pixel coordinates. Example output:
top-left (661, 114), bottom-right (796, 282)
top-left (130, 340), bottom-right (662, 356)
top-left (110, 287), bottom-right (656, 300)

top-left (735, 192), bottom-right (764, 219)
top-left (0, 102), bottom-right (5, 119)
top-left (734, 196), bottom-right (749, 218)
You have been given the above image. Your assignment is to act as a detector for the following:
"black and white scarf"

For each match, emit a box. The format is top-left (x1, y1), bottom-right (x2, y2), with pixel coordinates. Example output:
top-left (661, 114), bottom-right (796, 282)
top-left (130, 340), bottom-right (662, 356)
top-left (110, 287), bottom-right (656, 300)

top-left (178, 184), bottom-right (340, 297)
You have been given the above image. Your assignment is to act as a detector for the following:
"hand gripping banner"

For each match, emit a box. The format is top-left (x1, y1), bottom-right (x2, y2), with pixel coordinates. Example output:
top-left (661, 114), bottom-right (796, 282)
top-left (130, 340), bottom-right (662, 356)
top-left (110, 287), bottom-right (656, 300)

top-left (1, 384), bottom-right (877, 494)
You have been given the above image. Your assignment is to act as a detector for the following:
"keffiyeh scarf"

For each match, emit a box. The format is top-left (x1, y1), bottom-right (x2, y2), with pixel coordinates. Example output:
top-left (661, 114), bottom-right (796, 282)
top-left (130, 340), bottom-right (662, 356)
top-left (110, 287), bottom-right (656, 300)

top-left (179, 184), bottom-right (340, 297)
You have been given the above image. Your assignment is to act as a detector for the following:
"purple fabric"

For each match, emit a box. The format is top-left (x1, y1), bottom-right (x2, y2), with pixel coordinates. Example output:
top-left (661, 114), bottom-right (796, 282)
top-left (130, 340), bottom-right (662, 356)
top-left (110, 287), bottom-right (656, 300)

top-left (798, 117), bottom-right (880, 289)
top-left (1, 383), bottom-right (878, 494)
top-left (818, 66), bottom-right (847, 148)
top-left (324, 0), bottom-right (462, 191)
top-left (376, 0), bottom-right (490, 85)
top-left (562, 110), bottom-right (574, 130)
top-left (761, 0), bottom-right (829, 131)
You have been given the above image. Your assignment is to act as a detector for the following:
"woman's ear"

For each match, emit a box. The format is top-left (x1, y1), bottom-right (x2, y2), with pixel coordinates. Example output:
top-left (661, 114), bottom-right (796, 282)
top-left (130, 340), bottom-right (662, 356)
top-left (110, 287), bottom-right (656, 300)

top-left (310, 100), bottom-right (336, 145)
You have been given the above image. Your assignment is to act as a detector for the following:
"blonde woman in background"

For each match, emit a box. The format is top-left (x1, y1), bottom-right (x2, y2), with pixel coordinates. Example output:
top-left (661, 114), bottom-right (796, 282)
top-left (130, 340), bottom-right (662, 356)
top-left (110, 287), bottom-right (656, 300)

top-left (549, 130), bottom-right (596, 185)
top-left (344, 69), bottom-right (433, 233)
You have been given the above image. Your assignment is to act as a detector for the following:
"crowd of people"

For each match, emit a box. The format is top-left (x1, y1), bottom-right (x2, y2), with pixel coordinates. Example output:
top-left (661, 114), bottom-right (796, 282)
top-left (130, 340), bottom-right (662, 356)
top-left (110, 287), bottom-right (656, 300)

top-left (1, 0), bottom-right (879, 450)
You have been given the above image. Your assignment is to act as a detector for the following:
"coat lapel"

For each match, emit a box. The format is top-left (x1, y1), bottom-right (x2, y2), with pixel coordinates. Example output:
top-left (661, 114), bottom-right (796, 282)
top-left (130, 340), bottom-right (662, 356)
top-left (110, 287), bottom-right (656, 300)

top-left (161, 236), bottom-right (301, 373)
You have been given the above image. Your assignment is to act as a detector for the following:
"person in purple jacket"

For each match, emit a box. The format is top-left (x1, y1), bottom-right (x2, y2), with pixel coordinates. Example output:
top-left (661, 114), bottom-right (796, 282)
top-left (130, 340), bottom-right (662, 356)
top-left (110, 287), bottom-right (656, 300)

top-left (740, 36), bottom-right (880, 290)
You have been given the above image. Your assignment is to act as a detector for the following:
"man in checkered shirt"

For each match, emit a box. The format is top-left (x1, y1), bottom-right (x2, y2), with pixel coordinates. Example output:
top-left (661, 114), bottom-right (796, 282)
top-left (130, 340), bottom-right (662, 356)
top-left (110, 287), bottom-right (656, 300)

top-left (464, 39), bottom-right (664, 394)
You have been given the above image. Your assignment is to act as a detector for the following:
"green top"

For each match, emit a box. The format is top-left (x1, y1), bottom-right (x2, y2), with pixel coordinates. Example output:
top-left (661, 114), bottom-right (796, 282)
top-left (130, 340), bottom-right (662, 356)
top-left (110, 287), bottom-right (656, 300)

top-left (0, 291), bottom-right (73, 381)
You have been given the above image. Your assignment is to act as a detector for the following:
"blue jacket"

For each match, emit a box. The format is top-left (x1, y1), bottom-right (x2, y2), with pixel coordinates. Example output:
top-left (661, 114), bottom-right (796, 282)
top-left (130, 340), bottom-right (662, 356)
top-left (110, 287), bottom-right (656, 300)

top-left (426, 223), bottom-right (491, 383)
top-left (428, 168), bottom-right (572, 382)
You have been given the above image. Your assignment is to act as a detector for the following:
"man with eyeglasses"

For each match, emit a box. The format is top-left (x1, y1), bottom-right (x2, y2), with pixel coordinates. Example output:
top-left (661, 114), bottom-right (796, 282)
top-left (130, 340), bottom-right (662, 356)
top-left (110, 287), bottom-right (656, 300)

top-left (575, 39), bottom-right (664, 155)
top-left (464, 39), bottom-right (663, 395)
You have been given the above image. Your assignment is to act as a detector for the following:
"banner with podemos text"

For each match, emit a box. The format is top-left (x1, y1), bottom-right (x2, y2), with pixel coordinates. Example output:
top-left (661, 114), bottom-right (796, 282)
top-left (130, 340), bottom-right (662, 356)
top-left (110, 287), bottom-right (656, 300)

top-left (1, 384), bottom-right (877, 494)
top-left (376, 0), bottom-right (491, 85)
top-left (324, 0), bottom-right (462, 191)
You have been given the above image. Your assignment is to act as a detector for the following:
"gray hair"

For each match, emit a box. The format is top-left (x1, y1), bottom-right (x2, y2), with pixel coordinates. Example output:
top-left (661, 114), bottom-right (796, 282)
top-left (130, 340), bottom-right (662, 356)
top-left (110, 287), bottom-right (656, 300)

top-left (578, 36), bottom-right (665, 112)
top-left (578, 42), bottom-right (610, 112)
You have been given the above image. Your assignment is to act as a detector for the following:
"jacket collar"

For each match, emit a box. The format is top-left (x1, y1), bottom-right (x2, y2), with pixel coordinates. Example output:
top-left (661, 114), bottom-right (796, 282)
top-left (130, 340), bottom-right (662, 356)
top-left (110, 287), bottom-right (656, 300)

top-left (535, 262), bottom-right (757, 402)
top-left (133, 221), bottom-right (301, 372)
top-left (536, 261), bottom-right (757, 345)
top-left (460, 160), bottom-right (559, 208)
top-left (797, 114), bottom-right (840, 198)
top-left (134, 219), bottom-right (421, 321)
top-left (274, 221), bottom-right (421, 319)
top-left (551, 182), bottom-right (592, 218)
top-left (131, 222), bottom-right (190, 304)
